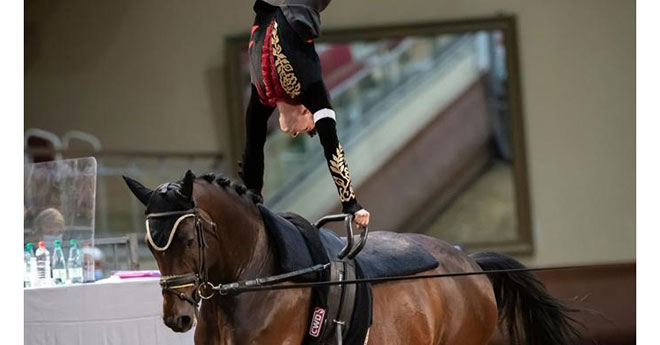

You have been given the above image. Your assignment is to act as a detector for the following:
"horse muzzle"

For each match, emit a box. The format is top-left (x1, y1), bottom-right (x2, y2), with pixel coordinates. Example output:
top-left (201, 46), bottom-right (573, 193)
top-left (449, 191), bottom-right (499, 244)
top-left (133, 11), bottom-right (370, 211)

top-left (163, 313), bottom-right (195, 333)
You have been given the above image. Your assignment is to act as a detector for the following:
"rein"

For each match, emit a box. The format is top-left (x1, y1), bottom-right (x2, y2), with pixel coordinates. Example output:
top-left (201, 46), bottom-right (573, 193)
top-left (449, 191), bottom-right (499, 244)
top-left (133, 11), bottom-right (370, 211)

top-left (147, 209), bottom-right (587, 301)
top-left (146, 208), bottom-right (217, 307)
top-left (208, 264), bottom-right (589, 296)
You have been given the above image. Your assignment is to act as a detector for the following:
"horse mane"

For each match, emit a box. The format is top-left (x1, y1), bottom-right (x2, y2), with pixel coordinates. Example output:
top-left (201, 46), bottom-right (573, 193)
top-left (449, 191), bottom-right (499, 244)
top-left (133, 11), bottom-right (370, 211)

top-left (196, 172), bottom-right (263, 205)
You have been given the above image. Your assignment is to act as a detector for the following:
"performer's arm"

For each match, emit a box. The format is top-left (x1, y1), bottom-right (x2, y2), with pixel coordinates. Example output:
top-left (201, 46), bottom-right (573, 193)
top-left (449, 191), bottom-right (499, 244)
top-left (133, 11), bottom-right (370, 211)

top-left (315, 117), bottom-right (363, 215)
top-left (239, 84), bottom-right (275, 195)
top-left (300, 82), bottom-right (364, 215)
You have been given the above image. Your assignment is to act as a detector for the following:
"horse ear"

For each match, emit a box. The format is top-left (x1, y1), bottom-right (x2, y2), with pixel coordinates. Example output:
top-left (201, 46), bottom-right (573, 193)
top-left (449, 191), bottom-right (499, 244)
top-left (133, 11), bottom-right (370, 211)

top-left (180, 170), bottom-right (195, 200)
top-left (122, 176), bottom-right (153, 206)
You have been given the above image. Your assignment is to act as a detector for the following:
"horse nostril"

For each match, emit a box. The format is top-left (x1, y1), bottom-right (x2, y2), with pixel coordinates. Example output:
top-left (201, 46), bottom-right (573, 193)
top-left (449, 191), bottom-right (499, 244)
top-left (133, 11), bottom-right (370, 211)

top-left (177, 315), bottom-right (192, 329)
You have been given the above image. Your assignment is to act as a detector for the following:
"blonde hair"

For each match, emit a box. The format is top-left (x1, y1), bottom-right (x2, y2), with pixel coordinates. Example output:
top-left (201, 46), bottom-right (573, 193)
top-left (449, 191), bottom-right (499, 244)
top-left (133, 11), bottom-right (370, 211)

top-left (33, 208), bottom-right (65, 235)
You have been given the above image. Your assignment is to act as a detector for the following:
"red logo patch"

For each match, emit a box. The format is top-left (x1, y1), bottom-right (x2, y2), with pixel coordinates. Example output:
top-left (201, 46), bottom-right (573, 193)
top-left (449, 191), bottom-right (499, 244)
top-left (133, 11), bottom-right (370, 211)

top-left (309, 307), bottom-right (326, 337)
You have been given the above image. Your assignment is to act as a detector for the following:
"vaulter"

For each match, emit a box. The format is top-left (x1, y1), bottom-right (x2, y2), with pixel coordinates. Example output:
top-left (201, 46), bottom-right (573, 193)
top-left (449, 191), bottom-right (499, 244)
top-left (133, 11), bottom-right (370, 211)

top-left (239, 0), bottom-right (371, 228)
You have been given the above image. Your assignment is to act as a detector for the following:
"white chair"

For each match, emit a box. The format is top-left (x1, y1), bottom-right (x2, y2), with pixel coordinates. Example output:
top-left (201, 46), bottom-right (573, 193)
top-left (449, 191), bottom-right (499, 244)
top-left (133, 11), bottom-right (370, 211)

top-left (24, 128), bottom-right (63, 163)
top-left (62, 130), bottom-right (102, 152)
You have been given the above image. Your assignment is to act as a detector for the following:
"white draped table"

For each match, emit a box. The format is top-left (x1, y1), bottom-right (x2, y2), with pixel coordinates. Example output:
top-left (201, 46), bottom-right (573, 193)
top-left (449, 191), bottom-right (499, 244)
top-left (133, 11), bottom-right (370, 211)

top-left (24, 277), bottom-right (195, 345)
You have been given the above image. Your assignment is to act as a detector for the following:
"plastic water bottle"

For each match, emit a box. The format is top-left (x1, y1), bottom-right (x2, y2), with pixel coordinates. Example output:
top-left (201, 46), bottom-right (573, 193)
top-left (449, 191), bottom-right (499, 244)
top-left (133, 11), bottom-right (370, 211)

top-left (52, 240), bottom-right (67, 285)
top-left (27, 243), bottom-right (37, 287)
top-left (35, 241), bottom-right (51, 287)
top-left (67, 239), bottom-right (83, 284)
top-left (24, 244), bottom-right (33, 288)
top-left (24, 244), bottom-right (34, 288)
top-left (83, 243), bottom-right (95, 283)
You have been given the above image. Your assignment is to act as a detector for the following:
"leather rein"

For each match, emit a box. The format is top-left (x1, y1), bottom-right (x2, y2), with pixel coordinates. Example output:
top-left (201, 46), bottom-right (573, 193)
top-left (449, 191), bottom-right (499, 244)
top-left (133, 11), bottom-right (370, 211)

top-left (146, 210), bottom-right (589, 301)
top-left (146, 208), bottom-right (217, 308)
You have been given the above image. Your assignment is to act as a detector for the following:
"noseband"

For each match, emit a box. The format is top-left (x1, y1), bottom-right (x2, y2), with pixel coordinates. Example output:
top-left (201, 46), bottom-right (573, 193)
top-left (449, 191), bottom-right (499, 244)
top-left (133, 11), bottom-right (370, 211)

top-left (146, 208), bottom-right (217, 308)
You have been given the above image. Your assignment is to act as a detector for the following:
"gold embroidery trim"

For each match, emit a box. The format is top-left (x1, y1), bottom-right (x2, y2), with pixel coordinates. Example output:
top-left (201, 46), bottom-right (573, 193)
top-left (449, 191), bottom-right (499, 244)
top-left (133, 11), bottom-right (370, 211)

top-left (329, 144), bottom-right (356, 202)
top-left (271, 21), bottom-right (302, 99)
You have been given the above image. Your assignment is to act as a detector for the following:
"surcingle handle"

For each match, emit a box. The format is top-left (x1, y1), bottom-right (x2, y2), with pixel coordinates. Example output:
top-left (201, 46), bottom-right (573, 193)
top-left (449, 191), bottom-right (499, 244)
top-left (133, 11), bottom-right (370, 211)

top-left (347, 223), bottom-right (368, 260)
top-left (313, 214), bottom-right (350, 228)
top-left (313, 214), bottom-right (368, 260)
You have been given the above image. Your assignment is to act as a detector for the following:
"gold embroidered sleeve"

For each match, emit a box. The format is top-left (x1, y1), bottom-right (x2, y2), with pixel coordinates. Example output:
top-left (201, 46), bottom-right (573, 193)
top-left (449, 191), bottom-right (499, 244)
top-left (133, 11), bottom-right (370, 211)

top-left (315, 110), bottom-right (362, 214)
top-left (328, 144), bottom-right (356, 203)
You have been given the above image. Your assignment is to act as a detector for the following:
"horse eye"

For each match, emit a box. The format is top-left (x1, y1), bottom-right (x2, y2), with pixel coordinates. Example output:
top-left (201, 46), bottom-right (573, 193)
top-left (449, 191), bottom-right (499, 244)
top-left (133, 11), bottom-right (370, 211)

top-left (186, 238), bottom-right (195, 247)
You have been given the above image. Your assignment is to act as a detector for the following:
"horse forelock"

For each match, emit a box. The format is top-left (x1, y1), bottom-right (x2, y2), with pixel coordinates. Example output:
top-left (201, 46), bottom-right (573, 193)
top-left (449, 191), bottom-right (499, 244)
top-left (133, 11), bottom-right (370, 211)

top-left (144, 182), bottom-right (193, 214)
top-left (142, 182), bottom-right (195, 248)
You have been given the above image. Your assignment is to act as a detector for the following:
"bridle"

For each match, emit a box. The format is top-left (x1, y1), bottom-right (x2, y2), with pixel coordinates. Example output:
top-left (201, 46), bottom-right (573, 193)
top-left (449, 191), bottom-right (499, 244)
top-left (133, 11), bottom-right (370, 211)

top-left (146, 207), bottom-right (217, 308)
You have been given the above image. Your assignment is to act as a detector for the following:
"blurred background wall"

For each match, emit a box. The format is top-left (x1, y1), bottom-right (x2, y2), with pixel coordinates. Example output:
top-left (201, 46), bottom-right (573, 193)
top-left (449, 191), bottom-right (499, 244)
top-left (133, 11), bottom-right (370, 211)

top-left (24, 0), bottom-right (635, 267)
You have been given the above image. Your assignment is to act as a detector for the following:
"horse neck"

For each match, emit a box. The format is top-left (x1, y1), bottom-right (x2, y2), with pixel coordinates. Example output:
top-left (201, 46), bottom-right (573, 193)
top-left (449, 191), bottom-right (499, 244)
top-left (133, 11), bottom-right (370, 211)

top-left (195, 183), bottom-right (276, 284)
top-left (194, 184), bottom-right (309, 343)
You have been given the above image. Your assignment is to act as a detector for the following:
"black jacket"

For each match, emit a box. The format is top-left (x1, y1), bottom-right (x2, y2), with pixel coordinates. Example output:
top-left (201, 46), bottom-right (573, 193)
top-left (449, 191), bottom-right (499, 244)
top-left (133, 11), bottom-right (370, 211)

top-left (256, 0), bottom-right (331, 41)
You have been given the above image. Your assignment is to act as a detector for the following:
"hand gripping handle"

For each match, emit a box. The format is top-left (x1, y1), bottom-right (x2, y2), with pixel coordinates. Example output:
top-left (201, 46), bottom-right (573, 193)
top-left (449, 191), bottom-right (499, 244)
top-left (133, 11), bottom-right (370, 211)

top-left (314, 214), bottom-right (369, 260)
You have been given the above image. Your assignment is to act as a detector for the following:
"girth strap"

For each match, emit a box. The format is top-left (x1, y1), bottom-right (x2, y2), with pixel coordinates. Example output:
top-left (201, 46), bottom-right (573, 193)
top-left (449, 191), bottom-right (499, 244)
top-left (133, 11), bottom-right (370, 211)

top-left (321, 259), bottom-right (357, 345)
top-left (338, 260), bottom-right (357, 339)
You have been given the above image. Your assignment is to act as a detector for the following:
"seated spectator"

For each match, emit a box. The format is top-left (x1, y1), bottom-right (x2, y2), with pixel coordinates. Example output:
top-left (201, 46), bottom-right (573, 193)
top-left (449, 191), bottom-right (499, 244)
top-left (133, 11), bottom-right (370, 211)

top-left (33, 208), bottom-right (65, 249)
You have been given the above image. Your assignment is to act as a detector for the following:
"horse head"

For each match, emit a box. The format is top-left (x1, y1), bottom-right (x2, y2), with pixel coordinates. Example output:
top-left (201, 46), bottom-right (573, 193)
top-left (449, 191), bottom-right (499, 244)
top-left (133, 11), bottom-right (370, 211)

top-left (123, 170), bottom-right (268, 333)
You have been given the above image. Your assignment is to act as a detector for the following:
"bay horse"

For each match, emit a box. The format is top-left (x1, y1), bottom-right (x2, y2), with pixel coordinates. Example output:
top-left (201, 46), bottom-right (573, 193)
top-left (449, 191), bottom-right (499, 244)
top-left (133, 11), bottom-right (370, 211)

top-left (123, 170), bottom-right (579, 345)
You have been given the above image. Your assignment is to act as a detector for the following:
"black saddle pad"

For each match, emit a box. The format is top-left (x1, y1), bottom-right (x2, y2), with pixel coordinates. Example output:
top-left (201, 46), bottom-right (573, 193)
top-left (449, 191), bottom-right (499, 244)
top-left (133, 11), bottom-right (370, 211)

top-left (258, 205), bottom-right (439, 279)
top-left (318, 229), bottom-right (439, 281)
top-left (258, 205), bottom-right (317, 276)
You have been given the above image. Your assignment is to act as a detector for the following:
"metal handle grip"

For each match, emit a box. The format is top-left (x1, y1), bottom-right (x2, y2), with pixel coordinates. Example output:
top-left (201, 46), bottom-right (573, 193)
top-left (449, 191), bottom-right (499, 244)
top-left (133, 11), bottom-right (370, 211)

top-left (337, 215), bottom-right (354, 259)
top-left (313, 214), bottom-right (349, 228)
top-left (314, 213), bottom-right (369, 260)
top-left (347, 225), bottom-right (368, 259)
